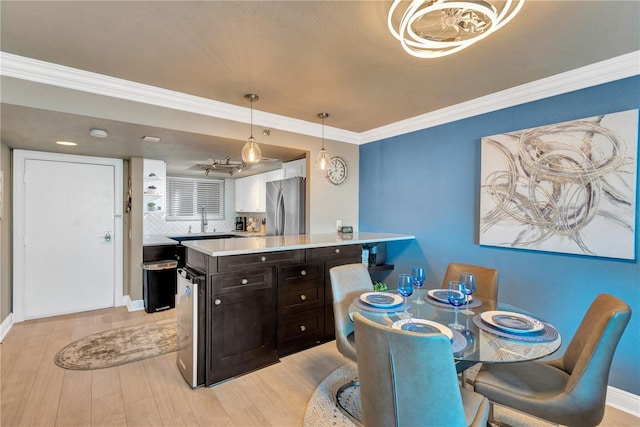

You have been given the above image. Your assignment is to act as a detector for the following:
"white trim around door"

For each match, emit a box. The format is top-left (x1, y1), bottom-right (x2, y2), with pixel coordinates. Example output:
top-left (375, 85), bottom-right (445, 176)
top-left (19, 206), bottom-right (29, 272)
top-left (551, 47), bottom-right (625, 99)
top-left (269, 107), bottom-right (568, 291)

top-left (12, 150), bottom-right (124, 322)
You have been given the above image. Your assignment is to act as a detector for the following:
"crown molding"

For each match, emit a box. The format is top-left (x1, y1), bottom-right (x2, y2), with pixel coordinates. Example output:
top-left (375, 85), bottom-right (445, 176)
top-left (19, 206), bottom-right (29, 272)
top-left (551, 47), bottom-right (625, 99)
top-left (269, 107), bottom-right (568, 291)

top-left (358, 50), bottom-right (640, 144)
top-left (0, 51), bottom-right (359, 144)
top-left (2, 50), bottom-right (638, 146)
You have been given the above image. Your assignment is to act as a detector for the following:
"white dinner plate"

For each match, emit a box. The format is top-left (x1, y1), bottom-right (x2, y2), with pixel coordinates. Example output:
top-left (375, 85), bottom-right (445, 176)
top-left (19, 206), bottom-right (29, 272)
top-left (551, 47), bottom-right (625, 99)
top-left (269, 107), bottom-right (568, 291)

top-left (426, 289), bottom-right (473, 304)
top-left (359, 292), bottom-right (404, 308)
top-left (480, 310), bottom-right (544, 334)
top-left (391, 318), bottom-right (454, 341)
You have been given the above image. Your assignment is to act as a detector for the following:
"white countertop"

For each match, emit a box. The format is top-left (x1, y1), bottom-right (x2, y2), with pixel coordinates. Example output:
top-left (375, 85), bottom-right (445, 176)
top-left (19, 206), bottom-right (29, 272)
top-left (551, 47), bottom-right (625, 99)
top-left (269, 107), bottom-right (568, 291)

top-left (181, 232), bottom-right (415, 257)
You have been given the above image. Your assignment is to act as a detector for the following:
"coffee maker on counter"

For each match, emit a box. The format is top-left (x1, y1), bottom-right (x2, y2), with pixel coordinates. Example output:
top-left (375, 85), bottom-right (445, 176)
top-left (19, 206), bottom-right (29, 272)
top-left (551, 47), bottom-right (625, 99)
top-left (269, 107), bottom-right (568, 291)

top-left (235, 216), bottom-right (246, 231)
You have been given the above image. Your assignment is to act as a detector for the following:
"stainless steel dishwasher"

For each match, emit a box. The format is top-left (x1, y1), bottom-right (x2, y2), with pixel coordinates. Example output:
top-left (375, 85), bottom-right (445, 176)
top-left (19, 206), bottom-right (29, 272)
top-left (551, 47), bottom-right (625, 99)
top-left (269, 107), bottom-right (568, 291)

top-left (176, 267), bottom-right (206, 388)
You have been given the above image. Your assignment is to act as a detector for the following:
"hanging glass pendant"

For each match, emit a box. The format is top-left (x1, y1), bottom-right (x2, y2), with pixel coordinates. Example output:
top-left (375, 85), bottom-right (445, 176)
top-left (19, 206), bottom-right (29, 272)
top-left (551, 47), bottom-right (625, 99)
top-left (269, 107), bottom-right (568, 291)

top-left (315, 112), bottom-right (330, 171)
top-left (242, 94), bottom-right (261, 164)
top-left (242, 136), bottom-right (262, 164)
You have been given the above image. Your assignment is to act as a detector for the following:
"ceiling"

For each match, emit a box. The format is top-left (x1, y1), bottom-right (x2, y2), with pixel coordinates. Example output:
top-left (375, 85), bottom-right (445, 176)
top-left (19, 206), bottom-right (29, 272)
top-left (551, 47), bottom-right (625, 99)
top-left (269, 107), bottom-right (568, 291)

top-left (1, 1), bottom-right (639, 177)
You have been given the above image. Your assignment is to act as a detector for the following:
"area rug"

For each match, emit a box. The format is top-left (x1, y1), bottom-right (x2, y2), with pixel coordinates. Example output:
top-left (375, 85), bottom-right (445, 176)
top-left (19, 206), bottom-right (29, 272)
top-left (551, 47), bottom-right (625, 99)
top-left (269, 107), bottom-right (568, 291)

top-left (303, 363), bottom-right (555, 427)
top-left (54, 319), bottom-right (177, 370)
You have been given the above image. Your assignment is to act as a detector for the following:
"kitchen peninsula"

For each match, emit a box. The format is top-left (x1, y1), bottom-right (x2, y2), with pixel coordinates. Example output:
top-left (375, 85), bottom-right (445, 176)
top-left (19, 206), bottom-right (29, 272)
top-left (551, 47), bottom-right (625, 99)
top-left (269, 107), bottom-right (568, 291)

top-left (177, 232), bottom-right (413, 388)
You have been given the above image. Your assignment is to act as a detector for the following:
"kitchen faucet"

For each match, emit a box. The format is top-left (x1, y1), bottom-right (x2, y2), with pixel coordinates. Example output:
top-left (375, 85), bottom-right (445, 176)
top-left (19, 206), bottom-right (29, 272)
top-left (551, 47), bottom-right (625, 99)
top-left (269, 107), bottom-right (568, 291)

top-left (201, 205), bottom-right (208, 232)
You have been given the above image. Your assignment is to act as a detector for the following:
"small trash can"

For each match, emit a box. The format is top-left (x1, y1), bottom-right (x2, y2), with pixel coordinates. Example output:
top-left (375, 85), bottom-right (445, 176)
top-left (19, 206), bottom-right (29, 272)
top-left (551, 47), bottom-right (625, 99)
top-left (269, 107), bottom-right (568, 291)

top-left (142, 260), bottom-right (178, 313)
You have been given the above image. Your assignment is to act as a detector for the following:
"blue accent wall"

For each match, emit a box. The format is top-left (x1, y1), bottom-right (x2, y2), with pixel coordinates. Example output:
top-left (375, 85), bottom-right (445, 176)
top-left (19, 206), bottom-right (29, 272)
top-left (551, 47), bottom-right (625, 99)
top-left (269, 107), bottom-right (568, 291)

top-left (360, 76), bottom-right (640, 395)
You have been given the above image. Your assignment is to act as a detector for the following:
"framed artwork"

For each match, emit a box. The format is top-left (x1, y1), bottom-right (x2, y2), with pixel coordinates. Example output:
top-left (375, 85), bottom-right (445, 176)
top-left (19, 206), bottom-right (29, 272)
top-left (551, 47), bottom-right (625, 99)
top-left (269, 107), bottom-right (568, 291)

top-left (480, 109), bottom-right (638, 260)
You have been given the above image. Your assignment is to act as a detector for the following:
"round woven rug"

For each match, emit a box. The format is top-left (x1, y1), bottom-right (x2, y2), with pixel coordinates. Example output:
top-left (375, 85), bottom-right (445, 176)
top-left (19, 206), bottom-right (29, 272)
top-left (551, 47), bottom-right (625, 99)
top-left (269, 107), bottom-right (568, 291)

top-left (54, 319), bottom-right (177, 370)
top-left (304, 363), bottom-right (555, 427)
top-left (303, 362), bottom-right (359, 427)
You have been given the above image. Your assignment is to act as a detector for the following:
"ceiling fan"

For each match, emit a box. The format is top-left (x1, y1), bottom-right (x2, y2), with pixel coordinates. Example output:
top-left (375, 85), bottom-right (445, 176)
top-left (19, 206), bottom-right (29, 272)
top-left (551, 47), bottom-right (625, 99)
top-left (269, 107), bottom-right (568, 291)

top-left (195, 157), bottom-right (247, 176)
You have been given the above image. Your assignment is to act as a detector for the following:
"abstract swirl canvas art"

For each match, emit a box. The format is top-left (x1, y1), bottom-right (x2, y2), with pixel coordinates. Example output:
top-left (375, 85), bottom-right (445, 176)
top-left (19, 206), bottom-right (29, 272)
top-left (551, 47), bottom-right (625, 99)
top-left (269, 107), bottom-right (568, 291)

top-left (480, 109), bottom-right (638, 260)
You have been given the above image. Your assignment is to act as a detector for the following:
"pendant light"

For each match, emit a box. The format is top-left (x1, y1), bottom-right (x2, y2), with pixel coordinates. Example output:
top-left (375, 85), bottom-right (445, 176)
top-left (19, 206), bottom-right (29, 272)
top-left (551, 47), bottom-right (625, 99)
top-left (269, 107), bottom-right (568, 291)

top-left (242, 94), bottom-right (262, 163)
top-left (315, 112), bottom-right (331, 171)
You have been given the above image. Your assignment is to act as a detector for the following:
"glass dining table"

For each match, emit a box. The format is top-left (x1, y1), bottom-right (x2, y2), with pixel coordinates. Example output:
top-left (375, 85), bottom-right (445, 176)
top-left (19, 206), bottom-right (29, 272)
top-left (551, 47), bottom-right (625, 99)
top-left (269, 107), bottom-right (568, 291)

top-left (349, 289), bottom-right (562, 373)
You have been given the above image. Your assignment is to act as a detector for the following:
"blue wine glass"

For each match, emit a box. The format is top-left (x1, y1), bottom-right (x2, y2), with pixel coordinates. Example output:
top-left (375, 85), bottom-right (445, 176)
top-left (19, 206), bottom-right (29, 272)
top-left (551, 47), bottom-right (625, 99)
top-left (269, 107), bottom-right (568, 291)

top-left (459, 272), bottom-right (477, 315)
top-left (397, 274), bottom-right (413, 318)
top-left (447, 280), bottom-right (466, 330)
top-left (411, 266), bottom-right (426, 304)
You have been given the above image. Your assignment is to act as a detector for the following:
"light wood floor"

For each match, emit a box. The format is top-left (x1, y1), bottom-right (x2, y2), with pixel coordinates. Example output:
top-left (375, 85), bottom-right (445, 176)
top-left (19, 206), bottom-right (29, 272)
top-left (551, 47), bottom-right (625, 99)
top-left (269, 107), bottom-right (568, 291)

top-left (1, 306), bottom-right (637, 427)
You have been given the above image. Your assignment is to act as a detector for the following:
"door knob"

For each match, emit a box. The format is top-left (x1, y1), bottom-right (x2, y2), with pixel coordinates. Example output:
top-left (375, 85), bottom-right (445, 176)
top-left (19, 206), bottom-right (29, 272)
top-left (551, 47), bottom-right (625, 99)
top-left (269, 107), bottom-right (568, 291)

top-left (100, 231), bottom-right (112, 242)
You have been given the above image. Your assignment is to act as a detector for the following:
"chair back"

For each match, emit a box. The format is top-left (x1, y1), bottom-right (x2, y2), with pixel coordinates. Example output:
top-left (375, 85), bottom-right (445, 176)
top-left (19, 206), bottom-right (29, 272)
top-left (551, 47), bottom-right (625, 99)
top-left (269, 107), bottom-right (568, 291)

top-left (550, 293), bottom-right (631, 423)
top-left (442, 262), bottom-right (499, 302)
top-left (353, 313), bottom-right (469, 427)
top-left (329, 263), bottom-right (374, 361)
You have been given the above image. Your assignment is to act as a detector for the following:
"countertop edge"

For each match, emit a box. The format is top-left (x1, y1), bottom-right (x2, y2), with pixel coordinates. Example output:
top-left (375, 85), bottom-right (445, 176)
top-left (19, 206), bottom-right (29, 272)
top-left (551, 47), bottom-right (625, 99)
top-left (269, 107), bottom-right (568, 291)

top-left (181, 233), bottom-right (415, 257)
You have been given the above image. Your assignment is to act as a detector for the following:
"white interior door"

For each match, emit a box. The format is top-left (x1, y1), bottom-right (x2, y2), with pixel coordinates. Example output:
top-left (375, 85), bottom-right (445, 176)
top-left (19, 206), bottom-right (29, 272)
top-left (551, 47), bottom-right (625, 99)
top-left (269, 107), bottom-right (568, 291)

top-left (13, 151), bottom-right (123, 320)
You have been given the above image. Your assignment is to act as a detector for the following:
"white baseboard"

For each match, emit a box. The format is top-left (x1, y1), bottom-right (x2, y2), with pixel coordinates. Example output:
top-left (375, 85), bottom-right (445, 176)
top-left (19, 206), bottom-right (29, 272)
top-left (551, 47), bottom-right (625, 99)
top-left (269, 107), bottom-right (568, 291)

top-left (607, 386), bottom-right (640, 418)
top-left (0, 312), bottom-right (14, 342)
top-left (125, 296), bottom-right (144, 312)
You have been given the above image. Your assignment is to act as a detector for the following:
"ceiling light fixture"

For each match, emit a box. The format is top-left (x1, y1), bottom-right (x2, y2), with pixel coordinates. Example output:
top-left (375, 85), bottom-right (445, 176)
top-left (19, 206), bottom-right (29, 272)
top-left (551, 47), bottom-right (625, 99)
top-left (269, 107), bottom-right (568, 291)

top-left (56, 140), bottom-right (77, 146)
top-left (315, 112), bottom-right (331, 172)
top-left (89, 128), bottom-right (108, 138)
top-left (142, 136), bottom-right (161, 143)
top-left (241, 94), bottom-right (262, 164)
top-left (388, 0), bottom-right (525, 58)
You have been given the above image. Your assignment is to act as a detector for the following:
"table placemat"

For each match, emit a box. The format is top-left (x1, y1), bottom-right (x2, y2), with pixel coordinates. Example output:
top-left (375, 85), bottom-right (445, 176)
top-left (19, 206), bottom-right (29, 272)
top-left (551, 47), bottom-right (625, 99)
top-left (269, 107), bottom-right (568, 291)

top-left (423, 294), bottom-right (483, 309)
top-left (352, 297), bottom-right (412, 313)
top-left (451, 330), bottom-right (468, 353)
top-left (472, 314), bottom-right (559, 342)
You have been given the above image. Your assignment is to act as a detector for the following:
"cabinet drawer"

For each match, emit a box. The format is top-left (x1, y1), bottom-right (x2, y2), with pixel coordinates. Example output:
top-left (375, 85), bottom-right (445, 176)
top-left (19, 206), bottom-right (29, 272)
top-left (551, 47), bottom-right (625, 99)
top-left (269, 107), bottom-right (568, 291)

top-left (210, 268), bottom-right (275, 295)
top-left (217, 250), bottom-right (304, 272)
top-left (278, 262), bottom-right (322, 283)
top-left (306, 244), bottom-right (362, 261)
top-left (279, 278), bottom-right (323, 315)
top-left (278, 308), bottom-right (324, 356)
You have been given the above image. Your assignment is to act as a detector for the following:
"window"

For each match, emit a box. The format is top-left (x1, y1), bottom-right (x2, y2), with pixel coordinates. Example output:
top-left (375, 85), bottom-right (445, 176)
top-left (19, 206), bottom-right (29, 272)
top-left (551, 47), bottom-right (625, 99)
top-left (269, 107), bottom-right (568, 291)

top-left (166, 177), bottom-right (224, 221)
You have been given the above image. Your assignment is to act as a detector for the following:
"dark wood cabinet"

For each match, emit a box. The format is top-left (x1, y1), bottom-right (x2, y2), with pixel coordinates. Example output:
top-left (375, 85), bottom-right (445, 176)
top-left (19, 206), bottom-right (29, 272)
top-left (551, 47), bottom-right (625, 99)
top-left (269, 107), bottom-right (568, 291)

top-left (206, 268), bottom-right (278, 385)
top-left (186, 247), bottom-right (282, 387)
top-left (308, 244), bottom-right (363, 342)
top-left (185, 243), bottom-right (371, 386)
top-left (277, 262), bottom-right (324, 355)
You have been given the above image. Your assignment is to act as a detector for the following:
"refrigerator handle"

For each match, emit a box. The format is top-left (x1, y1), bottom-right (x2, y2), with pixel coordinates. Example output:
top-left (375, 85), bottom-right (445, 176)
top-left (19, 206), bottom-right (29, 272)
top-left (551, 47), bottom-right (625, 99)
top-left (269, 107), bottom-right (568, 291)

top-left (276, 187), bottom-right (285, 235)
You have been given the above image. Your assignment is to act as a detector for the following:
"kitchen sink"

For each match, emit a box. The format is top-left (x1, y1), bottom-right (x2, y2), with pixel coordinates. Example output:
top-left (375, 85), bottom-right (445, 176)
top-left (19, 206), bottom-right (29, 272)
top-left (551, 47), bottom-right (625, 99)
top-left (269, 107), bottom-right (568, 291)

top-left (169, 233), bottom-right (243, 242)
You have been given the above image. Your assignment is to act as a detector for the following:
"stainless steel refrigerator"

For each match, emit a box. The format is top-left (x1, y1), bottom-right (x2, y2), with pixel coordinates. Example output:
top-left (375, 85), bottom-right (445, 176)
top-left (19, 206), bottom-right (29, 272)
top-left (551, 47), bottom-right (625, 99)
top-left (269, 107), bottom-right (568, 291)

top-left (266, 177), bottom-right (305, 235)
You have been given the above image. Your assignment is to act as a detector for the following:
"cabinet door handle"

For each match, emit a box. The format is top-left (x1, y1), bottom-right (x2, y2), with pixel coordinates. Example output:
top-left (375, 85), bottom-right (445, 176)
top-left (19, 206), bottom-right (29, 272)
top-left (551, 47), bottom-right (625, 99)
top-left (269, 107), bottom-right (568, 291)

top-left (300, 270), bottom-right (307, 276)
top-left (334, 248), bottom-right (340, 254)
top-left (300, 294), bottom-right (307, 301)
top-left (300, 325), bottom-right (306, 332)
top-left (260, 256), bottom-right (267, 262)
top-left (241, 278), bottom-right (248, 285)
top-left (214, 298), bottom-right (222, 306)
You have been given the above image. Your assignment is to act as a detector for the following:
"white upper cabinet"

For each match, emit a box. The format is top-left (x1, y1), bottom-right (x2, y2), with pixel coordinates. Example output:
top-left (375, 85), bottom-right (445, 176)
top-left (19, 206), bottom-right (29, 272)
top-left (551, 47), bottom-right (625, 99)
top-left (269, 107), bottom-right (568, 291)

top-left (235, 174), bottom-right (260, 212)
top-left (235, 168), bottom-right (284, 213)
top-left (281, 158), bottom-right (306, 179)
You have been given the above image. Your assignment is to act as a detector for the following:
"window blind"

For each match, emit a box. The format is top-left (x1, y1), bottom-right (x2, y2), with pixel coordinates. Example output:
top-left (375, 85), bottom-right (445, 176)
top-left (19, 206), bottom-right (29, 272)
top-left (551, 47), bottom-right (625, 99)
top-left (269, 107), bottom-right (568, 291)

top-left (166, 177), bottom-right (224, 220)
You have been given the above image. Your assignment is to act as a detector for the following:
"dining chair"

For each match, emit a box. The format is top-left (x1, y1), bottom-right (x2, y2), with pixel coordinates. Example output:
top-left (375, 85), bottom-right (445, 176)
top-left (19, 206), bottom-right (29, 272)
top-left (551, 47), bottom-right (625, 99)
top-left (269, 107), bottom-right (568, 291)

top-left (329, 263), bottom-right (374, 362)
top-left (353, 312), bottom-right (490, 427)
top-left (442, 262), bottom-right (499, 302)
top-left (473, 293), bottom-right (631, 427)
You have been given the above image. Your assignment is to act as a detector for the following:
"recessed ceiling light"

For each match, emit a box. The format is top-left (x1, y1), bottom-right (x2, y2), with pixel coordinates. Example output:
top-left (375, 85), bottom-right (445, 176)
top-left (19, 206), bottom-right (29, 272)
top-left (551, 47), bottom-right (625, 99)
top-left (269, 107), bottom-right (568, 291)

top-left (142, 136), bottom-right (160, 143)
top-left (89, 128), bottom-right (108, 138)
top-left (56, 141), bottom-right (77, 146)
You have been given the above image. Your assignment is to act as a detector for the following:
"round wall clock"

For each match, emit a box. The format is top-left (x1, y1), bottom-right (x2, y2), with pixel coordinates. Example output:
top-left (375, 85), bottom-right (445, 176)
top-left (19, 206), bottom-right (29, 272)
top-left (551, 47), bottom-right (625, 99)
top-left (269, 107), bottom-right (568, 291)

top-left (326, 156), bottom-right (348, 185)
